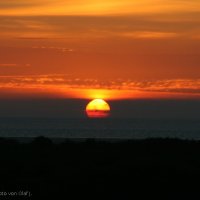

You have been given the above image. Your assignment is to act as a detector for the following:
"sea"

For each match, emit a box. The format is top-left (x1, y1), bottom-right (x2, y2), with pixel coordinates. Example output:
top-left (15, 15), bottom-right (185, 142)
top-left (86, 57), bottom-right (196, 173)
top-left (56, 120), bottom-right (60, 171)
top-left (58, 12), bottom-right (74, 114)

top-left (0, 118), bottom-right (200, 141)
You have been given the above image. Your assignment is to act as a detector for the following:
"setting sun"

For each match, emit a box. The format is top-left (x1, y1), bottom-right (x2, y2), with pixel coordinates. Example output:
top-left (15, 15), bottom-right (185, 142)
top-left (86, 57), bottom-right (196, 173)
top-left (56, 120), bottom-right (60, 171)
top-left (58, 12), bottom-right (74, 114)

top-left (86, 99), bottom-right (111, 118)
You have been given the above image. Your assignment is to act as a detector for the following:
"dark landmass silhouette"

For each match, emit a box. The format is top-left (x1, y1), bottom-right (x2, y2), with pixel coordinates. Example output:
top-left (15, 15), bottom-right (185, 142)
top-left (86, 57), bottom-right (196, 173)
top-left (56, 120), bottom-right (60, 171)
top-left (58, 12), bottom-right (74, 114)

top-left (0, 136), bottom-right (200, 199)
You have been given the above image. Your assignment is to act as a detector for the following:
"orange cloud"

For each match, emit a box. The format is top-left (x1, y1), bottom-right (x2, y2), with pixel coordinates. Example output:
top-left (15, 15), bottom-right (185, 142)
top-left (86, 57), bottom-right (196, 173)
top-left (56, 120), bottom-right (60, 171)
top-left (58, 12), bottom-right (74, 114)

top-left (1, 0), bottom-right (200, 16)
top-left (120, 31), bottom-right (179, 39)
top-left (0, 64), bottom-right (18, 67)
top-left (0, 15), bottom-right (199, 42)
top-left (0, 63), bottom-right (31, 66)
top-left (0, 75), bottom-right (200, 100)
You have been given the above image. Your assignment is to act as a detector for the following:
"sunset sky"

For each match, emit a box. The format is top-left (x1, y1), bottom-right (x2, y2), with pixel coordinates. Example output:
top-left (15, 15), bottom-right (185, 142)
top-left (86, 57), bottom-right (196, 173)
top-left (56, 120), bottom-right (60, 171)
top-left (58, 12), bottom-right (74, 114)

top-left (0, 0), bottom-right (200, 118)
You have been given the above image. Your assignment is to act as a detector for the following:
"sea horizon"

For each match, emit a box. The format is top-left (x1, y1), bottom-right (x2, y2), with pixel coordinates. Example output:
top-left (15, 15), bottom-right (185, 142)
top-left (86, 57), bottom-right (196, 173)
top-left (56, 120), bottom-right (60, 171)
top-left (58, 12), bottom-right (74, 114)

top-left (0, 117), bottom-right (199, 140)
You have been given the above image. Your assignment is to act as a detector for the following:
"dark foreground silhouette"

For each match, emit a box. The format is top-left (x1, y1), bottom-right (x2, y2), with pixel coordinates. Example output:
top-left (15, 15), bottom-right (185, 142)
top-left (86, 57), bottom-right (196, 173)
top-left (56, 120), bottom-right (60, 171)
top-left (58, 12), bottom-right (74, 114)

top-left (0, 137), bottom-right (200, 199)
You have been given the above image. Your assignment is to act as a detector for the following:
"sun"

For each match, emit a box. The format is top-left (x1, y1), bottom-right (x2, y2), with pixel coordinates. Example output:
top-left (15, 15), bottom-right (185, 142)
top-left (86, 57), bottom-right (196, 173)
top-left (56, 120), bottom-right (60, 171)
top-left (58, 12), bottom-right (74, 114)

top-left (86, 99), bottom-right (111, 118)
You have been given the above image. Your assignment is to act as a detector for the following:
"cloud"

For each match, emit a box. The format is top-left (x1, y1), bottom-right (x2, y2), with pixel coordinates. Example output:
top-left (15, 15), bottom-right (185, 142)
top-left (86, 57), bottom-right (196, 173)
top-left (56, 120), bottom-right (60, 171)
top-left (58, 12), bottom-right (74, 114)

top-left (0, 75), bottom-right (199, 100)
top-left (0, 1), bottom-right (36, 9)
top-left (0, 14), bottom-right (199, 41)
top-left (0, 64), bottom-right (31, 67)
top-left (0, 64), bottom-right (18, 67)
top-left (32, 46), bottom-right (74, 52)
top-left (0, 75), bottom-right (200, 95)
top-left (119, 79), bottom-right (200, 94)
top-left (0, 0), bottom-right (200, 16)
top-left (119, 31), bottom-right (179, 39)
top-left (0, 17), bottom-right (57, 39)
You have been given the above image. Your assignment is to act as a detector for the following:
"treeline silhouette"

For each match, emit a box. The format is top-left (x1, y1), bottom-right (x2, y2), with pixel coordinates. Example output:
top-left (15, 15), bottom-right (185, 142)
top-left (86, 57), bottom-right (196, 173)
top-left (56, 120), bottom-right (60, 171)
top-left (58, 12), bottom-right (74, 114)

top-left (0, 137), bottom-right (200, 199)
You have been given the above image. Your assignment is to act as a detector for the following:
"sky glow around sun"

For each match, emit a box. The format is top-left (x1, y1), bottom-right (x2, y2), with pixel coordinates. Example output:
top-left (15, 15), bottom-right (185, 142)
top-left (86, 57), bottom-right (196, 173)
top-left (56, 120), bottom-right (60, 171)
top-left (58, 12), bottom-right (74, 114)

top-left (0, 0), bottom-right (199, 100)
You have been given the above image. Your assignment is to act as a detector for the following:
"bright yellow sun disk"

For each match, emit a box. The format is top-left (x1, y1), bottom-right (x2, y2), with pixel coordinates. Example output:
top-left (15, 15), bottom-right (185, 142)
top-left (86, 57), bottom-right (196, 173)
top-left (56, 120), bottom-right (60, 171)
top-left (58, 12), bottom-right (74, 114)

top-left (86, 99), bottom-right (111, 118)
top-left (86, 99), bottom-right (110, 111)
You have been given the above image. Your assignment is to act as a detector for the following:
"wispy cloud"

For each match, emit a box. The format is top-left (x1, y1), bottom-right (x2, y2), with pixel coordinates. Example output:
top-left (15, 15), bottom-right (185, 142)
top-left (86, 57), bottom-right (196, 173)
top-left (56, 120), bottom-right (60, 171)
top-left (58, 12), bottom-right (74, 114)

top-left (0, 1), bottom-right (37, 9)
top-left (1, 15), bottom-right (199, 42)
top-left (0, 64), bottom-right (18, 67)
top-left (0, 0), bottom-right (200, 16)
top-left (32, 46), bottom-right (74, 52)
top-left (0, 75), bottom-right (200, 95)
top-left (0, 64), bottom-right (31, 67)
top-left (119, 31), bottom-right (179, 39)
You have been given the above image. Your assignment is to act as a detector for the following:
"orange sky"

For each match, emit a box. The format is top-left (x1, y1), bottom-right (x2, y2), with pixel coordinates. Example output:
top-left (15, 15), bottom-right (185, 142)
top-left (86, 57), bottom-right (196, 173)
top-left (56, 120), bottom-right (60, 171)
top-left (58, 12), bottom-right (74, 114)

top-left (0, 0), bottom-right (200, 100)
